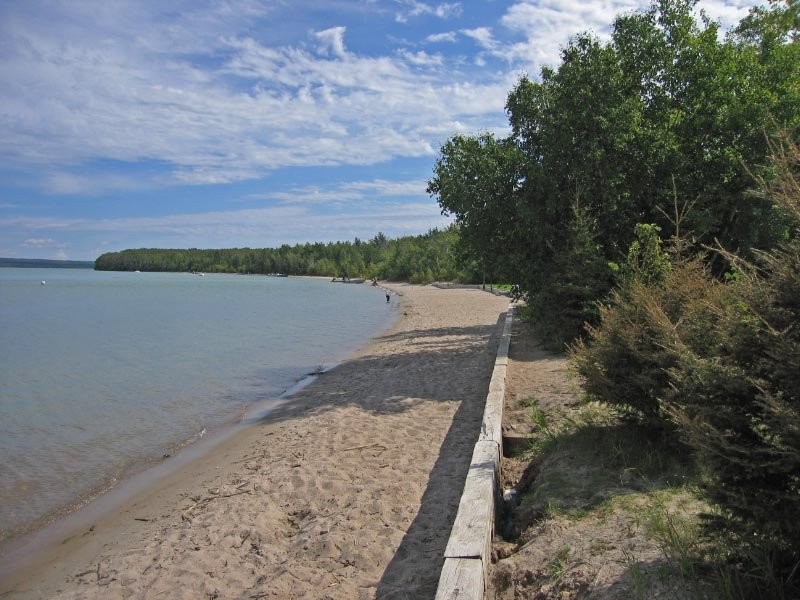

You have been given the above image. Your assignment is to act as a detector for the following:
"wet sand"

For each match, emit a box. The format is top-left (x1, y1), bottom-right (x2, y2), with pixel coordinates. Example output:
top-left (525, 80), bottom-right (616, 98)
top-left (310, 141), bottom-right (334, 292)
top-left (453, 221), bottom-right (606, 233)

top-left (0, 283), bottom-right (510, 600)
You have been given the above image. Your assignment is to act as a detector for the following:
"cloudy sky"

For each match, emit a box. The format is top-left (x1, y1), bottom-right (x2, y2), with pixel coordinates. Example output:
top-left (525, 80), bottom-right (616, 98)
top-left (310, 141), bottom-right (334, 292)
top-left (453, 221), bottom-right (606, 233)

top-left (1, 0), bottom-right (757, 261)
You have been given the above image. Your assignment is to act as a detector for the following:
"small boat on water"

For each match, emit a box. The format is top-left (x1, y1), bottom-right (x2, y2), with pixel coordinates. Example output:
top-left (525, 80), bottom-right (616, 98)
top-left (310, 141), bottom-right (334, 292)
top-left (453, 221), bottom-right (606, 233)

top-left (331, 277), bottom-right (365, 284)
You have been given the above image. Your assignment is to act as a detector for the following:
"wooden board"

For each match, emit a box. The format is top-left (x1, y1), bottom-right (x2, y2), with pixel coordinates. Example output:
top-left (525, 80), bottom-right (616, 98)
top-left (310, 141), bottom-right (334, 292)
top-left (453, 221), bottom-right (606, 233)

top-left (435, 558), bottom-right (484, 600)
top-left (489, 365), bottom-right (507, 393)
top-left (497, 333), bottom-right (511, 359)
top-left (434, 304), bottom-right (514, 600)
top-left (445, 441), bottom-right (498, 563)
top-left (480, 390), bottom-right (504, 445)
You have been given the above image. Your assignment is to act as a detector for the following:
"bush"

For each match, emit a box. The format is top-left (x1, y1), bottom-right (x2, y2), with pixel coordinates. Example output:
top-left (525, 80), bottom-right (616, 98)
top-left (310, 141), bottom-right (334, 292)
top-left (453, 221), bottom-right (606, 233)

top-left (571, 223), bottom-right (717, 424)
top-left (571, 259), bottom-right (724, 425)
top-left (666, 241), bottom-right (800, 597)
top-left (573, 132), bottom-right (800, 595)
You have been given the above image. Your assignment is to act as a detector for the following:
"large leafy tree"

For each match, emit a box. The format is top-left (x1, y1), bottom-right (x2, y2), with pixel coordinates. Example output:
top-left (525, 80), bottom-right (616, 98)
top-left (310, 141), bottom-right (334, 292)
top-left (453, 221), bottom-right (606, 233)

top-left (427, 133), bottom-right (524, 287)
top-left (428, 0), bottom-right (800, 346)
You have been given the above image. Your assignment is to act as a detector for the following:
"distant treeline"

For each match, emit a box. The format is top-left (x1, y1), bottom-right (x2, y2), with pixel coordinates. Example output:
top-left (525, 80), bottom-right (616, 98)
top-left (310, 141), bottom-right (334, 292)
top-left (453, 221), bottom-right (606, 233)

top-left (94, 227), bottom-right (478, 283)
top-left (0, 257), bottom-right (94, 269)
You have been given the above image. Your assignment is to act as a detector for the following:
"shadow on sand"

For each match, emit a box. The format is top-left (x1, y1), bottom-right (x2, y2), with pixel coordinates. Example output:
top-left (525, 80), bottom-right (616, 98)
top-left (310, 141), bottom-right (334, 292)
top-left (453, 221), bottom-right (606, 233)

top-left (253, 315), bottom-right (508, 599)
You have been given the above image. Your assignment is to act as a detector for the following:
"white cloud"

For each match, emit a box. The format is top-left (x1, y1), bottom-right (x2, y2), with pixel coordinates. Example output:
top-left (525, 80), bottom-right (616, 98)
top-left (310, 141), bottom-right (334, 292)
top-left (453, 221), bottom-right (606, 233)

top-left (395, 1), bottom-right (462, 23)
top-left (461, 27), bottom-right (499, 51)
top-left (23, 237), bottom-right (63, 248)
top-left (314, 26), bottom-right (348, 58)
top-left (399, 49), bottom-right (444, 66)
top-left (42, 172), bottom-right (155, 196)
top-left (434, 2), bottom-right (462, 19)
top-left (250, 178), bottom-right (428, 204)
top-left (0, 3), bottom-right (511, 194)
top-left (494, 0), bottom-right (757, 73)
top-left (341, 179), bottom-right (428, 196)
top-left (425, 31), bottom-right (457, 43)
top-left (695, 0), bottom-right (754, 29)
top-left (4, 201), bottom-right (450, 250)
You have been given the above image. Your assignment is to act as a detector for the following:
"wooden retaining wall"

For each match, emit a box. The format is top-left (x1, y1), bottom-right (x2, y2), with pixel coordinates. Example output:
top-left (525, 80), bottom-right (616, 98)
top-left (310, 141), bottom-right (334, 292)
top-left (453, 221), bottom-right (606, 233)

top-left (434, 305), bottom-right (513, 600)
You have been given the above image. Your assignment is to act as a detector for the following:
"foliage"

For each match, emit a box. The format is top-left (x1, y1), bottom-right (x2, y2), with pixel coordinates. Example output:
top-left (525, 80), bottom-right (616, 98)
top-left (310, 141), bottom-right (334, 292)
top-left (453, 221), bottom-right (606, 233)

top-left (428, 0), bottom-right (800, 346)
top-left (666, 133), bottom-right (800, 596)
top-left (571, 258), bottom-right (722, 425)
top-left (572, 132), bottom-right (800, 596)
top-left (427, 133), bottom-right (524, 286)
top-left (523, 207), bottom-right (616, 348)
top-left (94, 227), bottom-right (479, 284)
top-left (616, 223), bottom-right (673, 286)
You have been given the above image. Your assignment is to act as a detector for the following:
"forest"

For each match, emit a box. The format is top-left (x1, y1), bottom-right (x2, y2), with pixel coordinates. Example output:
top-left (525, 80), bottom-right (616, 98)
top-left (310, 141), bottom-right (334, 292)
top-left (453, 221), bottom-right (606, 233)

top-left (428, 0), bottom-right (799, 596)
top-left (95, 227), bottom-right (482, 284)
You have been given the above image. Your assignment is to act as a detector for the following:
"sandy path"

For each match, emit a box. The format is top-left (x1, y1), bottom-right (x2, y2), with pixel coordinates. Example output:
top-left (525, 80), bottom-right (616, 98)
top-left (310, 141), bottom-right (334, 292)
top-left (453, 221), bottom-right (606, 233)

top-left (1, 284), bottom-right (509, 600)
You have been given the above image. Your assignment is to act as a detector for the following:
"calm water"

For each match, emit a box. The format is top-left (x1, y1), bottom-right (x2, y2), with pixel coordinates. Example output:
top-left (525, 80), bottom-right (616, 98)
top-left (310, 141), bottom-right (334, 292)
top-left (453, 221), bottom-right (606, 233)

top-left (0, 269), bottom-right (393, 540)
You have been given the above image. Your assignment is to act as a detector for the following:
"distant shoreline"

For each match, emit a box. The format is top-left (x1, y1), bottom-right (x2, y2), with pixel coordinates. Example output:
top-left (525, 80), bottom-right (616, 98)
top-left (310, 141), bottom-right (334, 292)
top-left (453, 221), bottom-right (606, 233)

top-left (0, 258), bottom-right (94, 269)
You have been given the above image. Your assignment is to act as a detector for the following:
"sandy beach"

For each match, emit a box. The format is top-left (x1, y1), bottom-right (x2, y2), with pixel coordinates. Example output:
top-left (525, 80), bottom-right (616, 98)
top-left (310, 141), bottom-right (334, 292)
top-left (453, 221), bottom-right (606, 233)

top-left (0, 284), bottom-right (510, 600)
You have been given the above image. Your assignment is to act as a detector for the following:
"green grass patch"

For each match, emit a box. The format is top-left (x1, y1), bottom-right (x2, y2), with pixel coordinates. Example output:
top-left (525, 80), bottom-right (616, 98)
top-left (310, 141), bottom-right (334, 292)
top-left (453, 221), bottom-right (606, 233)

top-left (519, 400), bottom-right (694, 520)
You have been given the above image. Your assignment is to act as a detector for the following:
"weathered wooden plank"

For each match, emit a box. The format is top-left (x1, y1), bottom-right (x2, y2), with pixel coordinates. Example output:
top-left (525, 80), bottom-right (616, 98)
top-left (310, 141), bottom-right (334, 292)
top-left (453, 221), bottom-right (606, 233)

top-left (479, 390), bottom-right (504, 445)
top-left (435, 558), bottom-right (484, 600)
top-left (488, 365), bottom-right (507, 393)
top-left (496, 334), bottom-right (511, 359)
top-left (470, 438), bottom-right (500, 471)
top-left (445, 441), bottom-right (498, 564)
top-left (434, 304), bottom-right (514, 600)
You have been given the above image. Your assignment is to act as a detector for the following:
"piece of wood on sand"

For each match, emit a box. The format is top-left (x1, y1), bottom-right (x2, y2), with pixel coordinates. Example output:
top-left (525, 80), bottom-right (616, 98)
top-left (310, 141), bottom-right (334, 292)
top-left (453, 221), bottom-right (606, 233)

top-left (444, 440), bottom-right (499, 575)
top-left (479, 389), bottom-right (504, 448)
top-left (435, 557), bottom-right (484, 600)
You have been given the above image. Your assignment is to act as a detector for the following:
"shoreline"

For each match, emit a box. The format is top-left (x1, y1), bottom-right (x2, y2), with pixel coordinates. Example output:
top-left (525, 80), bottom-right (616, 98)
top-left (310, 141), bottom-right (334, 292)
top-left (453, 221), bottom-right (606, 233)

top-left (0, 283), bottom-right (510, 599)
top-left (0, 269), bottom-right (390, 556)
top-left (0, 282), bottom-right (398, 581)
top-left (0, 375), bottom-right (321, 583)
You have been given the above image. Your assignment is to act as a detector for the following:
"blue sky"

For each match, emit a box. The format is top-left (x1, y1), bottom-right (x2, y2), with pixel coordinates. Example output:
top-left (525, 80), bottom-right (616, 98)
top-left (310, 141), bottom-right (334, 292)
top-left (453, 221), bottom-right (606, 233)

top-left (1, 0), bottom-right (757, 261)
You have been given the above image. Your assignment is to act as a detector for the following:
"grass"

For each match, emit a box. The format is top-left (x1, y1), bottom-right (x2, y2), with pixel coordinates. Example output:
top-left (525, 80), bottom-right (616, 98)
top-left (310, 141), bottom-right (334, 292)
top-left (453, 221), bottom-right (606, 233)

top-left (622, 548), bottom-right (649, 600)
top-left (525, 397), bottom-right (558, 454)
top-left (499, 328), bottom-right (797, 599)
top-left (548, 546), bottom-right (573, 582)
top-left (507, 394), bottom-right (716, 598)
top-left (518, 399), bottom-right (693, 521)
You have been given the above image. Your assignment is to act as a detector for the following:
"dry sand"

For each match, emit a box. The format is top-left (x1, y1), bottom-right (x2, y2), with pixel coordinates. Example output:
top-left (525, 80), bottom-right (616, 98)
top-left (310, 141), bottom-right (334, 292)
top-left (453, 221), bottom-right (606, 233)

top-left (0, 284), bottom-right (510, 600)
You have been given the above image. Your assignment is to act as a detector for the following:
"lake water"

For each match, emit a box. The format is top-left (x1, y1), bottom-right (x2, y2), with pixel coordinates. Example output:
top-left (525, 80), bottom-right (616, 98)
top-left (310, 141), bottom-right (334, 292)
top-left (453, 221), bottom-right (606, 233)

top-left (0, 268), bottom-right (393, 541)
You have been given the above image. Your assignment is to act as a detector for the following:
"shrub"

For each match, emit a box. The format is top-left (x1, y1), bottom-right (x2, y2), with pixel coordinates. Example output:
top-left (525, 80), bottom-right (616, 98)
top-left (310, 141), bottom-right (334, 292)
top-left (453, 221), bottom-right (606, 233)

top-left (572, 259), bottom-right (725, 425)
top-left (574, 132), bottom-right (800, 595)
top-left (570, 220), bottom-right (719, 424)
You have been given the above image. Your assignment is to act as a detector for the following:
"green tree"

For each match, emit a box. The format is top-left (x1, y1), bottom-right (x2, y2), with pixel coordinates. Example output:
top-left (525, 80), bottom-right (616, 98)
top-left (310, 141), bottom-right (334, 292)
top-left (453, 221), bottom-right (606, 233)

top-left (428, 0), bottom-right (800, 345)
top-left (428, 133), bottom-right (524, 288)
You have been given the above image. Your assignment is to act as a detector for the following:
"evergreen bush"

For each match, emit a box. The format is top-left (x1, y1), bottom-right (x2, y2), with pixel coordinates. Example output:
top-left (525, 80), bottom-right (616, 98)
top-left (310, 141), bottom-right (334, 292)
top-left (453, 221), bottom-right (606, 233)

top-left (666, 134), bottom-right (800, 594)
top-left (573, 132), bottom-right (800, 595)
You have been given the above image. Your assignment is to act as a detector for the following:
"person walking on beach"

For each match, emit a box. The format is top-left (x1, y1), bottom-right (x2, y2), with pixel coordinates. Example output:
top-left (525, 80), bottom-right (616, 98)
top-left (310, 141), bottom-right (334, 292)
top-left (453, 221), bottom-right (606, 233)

top-left (386, 291), bottom-right (390, 303)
